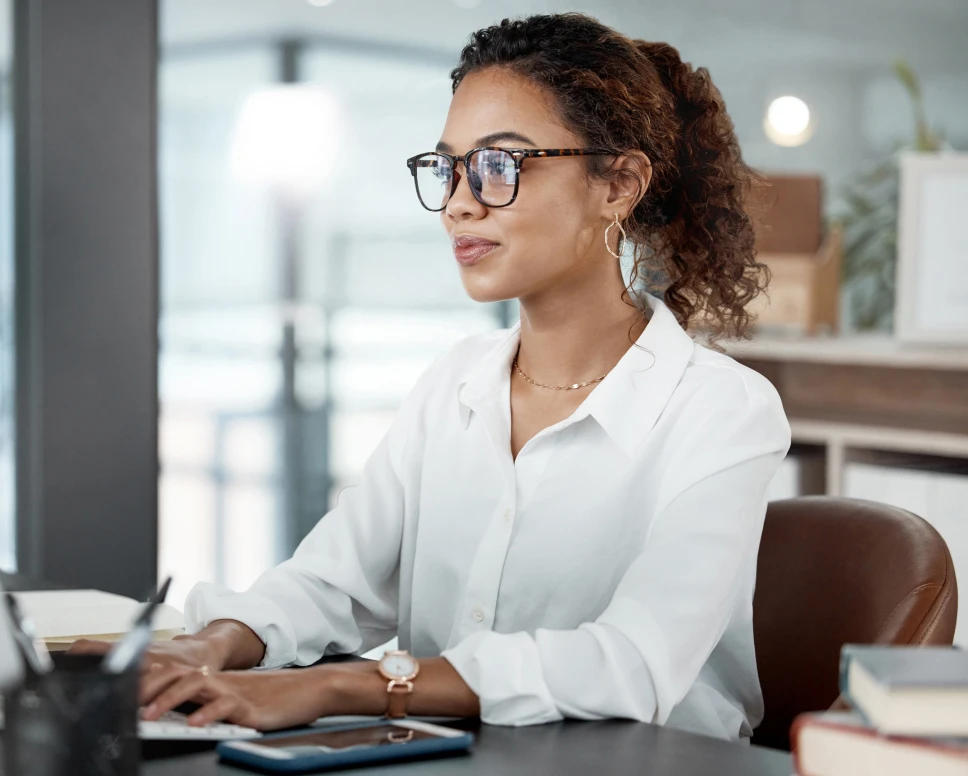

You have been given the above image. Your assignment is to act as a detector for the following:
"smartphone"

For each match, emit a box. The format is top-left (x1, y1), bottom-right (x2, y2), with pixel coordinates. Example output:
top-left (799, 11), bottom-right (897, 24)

top-left (217, 719), bottom-right (474, 773)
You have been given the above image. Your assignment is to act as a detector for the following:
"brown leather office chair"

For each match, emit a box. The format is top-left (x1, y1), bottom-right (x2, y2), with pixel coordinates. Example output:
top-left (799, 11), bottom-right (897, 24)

top-left (752, 496), bottom-right (958, 750)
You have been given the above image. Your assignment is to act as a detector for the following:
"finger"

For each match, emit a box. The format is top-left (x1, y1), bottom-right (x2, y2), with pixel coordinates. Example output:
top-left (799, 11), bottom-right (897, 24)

top-left (139, 664), bottom-right (193, 709)
top-left (187, 695), bottom-right (242, 727)
top-left (144, 672), bottom-right (215, 720)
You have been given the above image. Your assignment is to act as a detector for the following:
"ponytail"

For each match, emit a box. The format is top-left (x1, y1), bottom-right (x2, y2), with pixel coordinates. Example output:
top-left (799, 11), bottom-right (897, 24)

top-left (631, 41), bottom-right (767, 340)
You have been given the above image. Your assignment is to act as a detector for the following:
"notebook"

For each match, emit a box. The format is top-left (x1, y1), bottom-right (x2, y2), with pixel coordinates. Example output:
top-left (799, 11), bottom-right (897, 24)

top-left (840, 644), bottom-right (968, 736)
top-left (11, 590), bottom-right (184, 650)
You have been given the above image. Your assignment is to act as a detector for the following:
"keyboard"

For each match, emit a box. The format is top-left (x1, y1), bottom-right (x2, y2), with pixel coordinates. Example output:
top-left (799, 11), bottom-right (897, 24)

top-left (139, 710), bottom-right (262, 741)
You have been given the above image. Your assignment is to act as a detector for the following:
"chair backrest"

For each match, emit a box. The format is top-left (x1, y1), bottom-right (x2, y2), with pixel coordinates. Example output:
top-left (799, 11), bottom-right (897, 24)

top-left (752, 496), bottom-right (958, 750)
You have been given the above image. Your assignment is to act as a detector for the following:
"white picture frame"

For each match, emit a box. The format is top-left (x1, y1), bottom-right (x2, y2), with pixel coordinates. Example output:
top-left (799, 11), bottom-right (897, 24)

top-left (896, 152), bottom-right (968, 343)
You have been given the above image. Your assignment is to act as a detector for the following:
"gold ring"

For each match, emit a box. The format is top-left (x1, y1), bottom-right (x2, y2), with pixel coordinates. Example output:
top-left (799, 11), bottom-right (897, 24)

top-left (199, 665), bottom-right (211, 677)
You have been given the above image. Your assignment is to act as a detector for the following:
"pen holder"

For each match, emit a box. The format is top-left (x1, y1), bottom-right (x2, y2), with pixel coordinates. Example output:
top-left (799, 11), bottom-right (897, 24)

top-left (3, 653), bottom-right (140, 776)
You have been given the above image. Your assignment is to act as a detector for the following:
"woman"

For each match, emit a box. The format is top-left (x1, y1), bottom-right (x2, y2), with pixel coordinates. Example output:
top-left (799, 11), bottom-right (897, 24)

top-left (85, 12), bottom-right (791, 740)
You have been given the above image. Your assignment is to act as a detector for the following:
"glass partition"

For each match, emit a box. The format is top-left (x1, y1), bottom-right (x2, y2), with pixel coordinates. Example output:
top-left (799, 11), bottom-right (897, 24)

top-left (157, 39), bottom-right (508, 608)
top-left (158, 47), bottom-right (281, 606)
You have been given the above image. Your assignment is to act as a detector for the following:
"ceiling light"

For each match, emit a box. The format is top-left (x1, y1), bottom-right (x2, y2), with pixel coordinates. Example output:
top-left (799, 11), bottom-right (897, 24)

top-left (764, 95), bottom-right (813, 147)
top-left (307, 0), bottom-right (335, 7)
top-left (230, 86), bottom-right (341, 195)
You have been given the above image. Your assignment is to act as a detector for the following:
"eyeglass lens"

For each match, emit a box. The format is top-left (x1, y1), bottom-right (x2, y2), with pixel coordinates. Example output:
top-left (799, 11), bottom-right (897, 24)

top-left (414, 149), bottom-right (517, 210)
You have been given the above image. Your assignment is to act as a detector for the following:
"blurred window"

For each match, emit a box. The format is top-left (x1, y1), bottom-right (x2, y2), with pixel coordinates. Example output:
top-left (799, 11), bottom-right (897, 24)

top-left (158, 40), bottom-right (510, 608)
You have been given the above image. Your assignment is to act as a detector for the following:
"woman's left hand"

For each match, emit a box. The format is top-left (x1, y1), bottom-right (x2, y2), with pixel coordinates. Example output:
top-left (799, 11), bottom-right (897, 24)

top-left (140, 664), bottom-right (335, 731)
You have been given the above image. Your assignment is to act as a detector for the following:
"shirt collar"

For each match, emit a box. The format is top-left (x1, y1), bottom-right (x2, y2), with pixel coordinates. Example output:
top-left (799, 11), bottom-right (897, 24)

top-left (456, 295), bottom-right (695, 456)
top-left (456, 321), bottom-right (522, 428)
top-left (579, 294), bottom-right (695, 456)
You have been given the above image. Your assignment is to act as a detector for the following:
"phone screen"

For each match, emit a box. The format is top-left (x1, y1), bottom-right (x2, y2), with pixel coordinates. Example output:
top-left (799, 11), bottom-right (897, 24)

top-left (258, 724), bottom-right (441, 752)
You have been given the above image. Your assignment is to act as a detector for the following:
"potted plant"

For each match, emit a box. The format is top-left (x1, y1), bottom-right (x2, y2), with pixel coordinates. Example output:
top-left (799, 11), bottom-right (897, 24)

top-left (838, 61), bottom-right (944, 332)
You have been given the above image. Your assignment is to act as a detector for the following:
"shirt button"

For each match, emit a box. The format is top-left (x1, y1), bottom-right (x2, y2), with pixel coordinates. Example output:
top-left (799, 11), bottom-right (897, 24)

top-left (503, 507), bottom-right (513, 522)
top-left (472, 607), bottom-right (485, 623)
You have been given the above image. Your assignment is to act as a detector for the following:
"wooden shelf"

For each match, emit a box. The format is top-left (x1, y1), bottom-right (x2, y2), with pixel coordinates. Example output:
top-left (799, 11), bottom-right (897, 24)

top-left (730, 338), bottom-right (968, 494)
top-left (790, 419), bottom-right (968, 459)
top-left (725, 335), bottom-right (968, 372)
top-left (785, 419), bottom-right (968, 495)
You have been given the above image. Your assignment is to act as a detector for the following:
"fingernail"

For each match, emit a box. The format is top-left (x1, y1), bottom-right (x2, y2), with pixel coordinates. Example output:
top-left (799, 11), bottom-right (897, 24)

top-left (143, 704), bottom-right (157, 719)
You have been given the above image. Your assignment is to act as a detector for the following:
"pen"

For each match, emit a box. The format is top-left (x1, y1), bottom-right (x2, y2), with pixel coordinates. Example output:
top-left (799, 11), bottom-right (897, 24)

top-left (101, 576), bottom-right (172, 675)
top-left (4, 592), bottom-right (54, 675)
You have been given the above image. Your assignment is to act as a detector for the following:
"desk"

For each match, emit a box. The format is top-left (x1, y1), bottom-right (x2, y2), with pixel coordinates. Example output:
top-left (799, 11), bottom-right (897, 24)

top-left (0, 582), bottom-right (793, 775)
top-left (2, 717), bottom-right (793, 776)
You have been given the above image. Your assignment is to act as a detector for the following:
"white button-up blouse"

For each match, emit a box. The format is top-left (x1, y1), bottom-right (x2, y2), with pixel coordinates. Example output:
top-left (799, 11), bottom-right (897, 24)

top-left (185, 294), bottom-right (792, 740)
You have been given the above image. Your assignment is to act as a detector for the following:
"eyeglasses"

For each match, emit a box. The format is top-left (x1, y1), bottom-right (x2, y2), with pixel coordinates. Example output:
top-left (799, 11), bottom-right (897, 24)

top-left (405, 146), bottom-right (620, 211)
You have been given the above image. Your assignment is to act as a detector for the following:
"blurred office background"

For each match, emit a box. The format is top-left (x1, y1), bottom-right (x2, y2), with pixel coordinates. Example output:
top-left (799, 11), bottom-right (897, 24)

top-left (1, 1), bottom-right (967, 623)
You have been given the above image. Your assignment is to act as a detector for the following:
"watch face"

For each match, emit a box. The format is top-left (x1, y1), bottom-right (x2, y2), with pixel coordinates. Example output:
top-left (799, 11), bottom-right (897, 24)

top-left (381, 652), bottom-right (417, 679)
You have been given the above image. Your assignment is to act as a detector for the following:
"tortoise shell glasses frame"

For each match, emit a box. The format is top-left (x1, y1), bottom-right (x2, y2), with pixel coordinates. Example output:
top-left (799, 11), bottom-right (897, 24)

top-left (405, 146), bottom-right (621, 212)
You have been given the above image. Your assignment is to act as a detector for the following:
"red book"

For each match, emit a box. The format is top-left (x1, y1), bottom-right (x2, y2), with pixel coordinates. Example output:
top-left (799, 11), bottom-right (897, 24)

top-left (792, 711), bottom-right (968, 776)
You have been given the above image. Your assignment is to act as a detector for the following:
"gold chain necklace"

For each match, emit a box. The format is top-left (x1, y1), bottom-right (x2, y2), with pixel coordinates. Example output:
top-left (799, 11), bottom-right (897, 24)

top-left (511, 349), bottom-right (610, 391)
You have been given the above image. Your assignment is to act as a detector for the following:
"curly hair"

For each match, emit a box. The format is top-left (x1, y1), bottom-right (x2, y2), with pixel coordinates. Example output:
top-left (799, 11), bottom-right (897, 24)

top-left (450, 12), bottom-right (769, 342)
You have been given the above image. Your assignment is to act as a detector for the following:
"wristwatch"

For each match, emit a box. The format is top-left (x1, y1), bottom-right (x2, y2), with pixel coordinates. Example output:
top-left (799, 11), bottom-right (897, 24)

top-left (377, 650), bottom-right (420, 719)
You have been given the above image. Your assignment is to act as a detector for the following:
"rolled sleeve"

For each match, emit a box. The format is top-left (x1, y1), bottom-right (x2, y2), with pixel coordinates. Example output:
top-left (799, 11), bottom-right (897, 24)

top-left (538, 623), bottom-right (658, 721)
top-left (184, 584), bottom-right (301, 668)
top-left (442, 624), bottom-right (658, 726)
top-left (442, 631), bottom-right (562, 726)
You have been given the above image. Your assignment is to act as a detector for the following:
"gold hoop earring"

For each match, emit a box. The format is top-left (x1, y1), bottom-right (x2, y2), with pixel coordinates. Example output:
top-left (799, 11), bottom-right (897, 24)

top-left (604, 212), bottom-right (626, 259)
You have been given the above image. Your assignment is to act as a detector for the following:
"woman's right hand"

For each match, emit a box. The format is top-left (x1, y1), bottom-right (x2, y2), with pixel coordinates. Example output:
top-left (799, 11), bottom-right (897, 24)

top-left (68, 633), bottom-right (224, 675)
top-left (68, 619), bottom-right (265, 675)
top-left (69, 620), bottom-right (267, 707)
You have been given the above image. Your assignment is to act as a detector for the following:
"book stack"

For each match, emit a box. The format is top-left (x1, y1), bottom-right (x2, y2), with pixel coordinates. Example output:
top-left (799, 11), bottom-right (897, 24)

top-left (792, 645), bottom-right (968, 775)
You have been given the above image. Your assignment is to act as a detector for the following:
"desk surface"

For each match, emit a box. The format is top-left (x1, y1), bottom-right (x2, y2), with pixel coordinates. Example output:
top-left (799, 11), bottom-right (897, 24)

top-left (2, 719), bottom-right (792, 776)
top-left (151, 720), bottom-right (792, 776)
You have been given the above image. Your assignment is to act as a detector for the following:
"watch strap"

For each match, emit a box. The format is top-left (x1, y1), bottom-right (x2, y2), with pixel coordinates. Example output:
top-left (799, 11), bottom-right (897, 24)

top-left (385, 680), bottom-right (413, 719)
